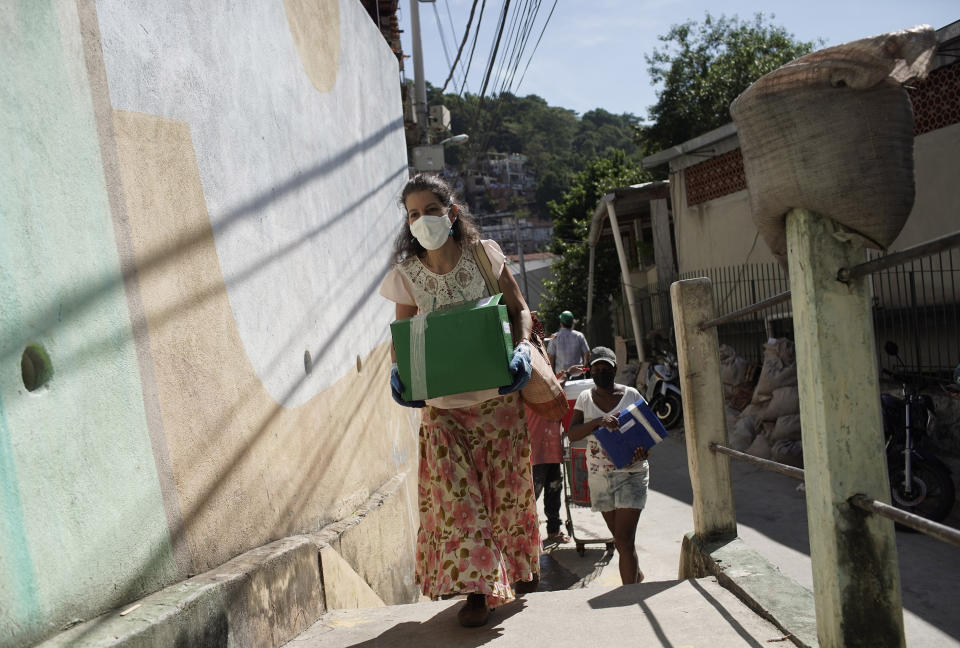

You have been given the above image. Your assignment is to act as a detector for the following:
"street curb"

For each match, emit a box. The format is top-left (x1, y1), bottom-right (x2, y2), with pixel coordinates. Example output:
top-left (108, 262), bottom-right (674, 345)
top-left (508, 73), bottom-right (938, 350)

top-left (35, 473), bottom-right (410, 648)
top-left (679, 532), bottom-right (819, 648)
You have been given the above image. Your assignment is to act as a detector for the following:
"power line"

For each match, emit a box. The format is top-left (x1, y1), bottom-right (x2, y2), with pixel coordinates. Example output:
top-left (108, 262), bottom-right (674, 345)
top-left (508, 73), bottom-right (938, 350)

top-left (490, 0), bottom-right (525, 96)
top-left (443, 0), bottom-right (470, 91)
top-left (458, 0), bottom-right (488, 97)
top-left (515, 0), bottom-right (557, 91)
top-left (500, 0), bottom-right (542, 95)
top-left (496, 0), bottom-right (538, 96)
top-left (467, 0), bottom-right (549, 161)
top-left (439, 0), bottom-right (481, 95)
top-left (431, 2), bottom-right (461, 91)
top-left (477, 0), bottom-right (511, 101)
top-left (462, 0), bottom-right (511, 165)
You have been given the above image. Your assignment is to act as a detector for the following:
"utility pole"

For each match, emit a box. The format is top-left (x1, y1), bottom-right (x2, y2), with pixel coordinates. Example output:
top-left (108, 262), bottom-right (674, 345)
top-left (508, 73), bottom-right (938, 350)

top-left (513, 214), bottom-right (529, 302)
top-left (409, 0), bottom-right (429, 144)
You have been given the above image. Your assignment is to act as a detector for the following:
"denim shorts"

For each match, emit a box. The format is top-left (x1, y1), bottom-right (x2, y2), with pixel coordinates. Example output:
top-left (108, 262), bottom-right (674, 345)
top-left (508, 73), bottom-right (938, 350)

top-left (587, 464), bottom-right (649, 512)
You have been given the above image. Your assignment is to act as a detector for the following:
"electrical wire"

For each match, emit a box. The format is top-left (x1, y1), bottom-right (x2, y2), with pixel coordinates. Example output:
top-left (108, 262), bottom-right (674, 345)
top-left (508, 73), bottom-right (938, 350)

top-left (496, 0), bottom-right (539, 96)
top-left (490, 0), bottom-right (526, 96)
top-left (514, 0), bottom-right (556, 91)
top-left (439, 0), bottom-right (481, 95)
top-left (477, 0), bottom-right (511, 101)
top-left (431, 2), bottom-right (461, 91)
top-left (458, 0), bottom-right (488, 98)
top-left (443, 0), bottom-right (471, 92)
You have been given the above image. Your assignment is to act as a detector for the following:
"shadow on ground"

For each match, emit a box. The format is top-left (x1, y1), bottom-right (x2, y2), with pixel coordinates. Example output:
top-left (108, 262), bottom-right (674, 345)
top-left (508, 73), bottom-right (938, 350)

top-left (341, 600), bottom-right (528, 647)
top-left (650, 431), bottom-right (960, 640)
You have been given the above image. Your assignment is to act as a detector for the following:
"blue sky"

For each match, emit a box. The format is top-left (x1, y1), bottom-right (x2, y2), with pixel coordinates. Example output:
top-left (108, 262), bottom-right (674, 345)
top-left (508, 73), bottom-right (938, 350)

top-left (397, 0), bottom-right (957, 121)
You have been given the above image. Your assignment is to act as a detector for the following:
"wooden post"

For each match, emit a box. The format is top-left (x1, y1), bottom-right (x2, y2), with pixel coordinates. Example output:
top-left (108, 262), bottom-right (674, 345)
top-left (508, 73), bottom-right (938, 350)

top-left (785, 209), bottom-right (905, 648)
top-left (671, 278), bottom-right (737, 541)
top-left (607, 201), bottom-right (646, 362)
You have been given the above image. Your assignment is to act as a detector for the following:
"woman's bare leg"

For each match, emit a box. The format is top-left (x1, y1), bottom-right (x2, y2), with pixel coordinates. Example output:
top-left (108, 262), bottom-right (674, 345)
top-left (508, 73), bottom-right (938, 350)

top-left (601, 508), bottom-right (642, 584)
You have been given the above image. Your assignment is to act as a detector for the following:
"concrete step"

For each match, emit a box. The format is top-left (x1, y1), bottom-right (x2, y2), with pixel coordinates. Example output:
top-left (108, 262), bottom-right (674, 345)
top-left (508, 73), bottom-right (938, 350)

top-left (284, 577), bottom-right (791, 647)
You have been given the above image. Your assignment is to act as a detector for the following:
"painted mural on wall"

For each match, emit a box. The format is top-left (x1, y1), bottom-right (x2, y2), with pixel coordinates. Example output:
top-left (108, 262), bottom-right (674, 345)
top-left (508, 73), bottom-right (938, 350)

top-left (0, 1), bottom-right (417, 646)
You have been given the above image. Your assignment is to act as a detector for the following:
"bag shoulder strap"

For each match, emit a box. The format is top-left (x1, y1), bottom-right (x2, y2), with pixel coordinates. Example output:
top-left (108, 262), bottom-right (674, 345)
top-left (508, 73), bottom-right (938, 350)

top-left (472, 241), bottom-right (501, 296)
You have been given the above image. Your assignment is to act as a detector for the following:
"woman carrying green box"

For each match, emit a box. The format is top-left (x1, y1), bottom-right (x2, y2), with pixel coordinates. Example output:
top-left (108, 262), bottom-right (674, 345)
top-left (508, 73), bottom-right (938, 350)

top-left (379, 173), bottom-right (538, 627)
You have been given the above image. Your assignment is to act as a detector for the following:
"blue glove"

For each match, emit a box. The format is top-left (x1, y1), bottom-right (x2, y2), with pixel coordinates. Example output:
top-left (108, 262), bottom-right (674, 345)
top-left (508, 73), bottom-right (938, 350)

top-left (390, 365), bottom-right (426, 408)
top-left (499, 341), bottom-right (532, 395)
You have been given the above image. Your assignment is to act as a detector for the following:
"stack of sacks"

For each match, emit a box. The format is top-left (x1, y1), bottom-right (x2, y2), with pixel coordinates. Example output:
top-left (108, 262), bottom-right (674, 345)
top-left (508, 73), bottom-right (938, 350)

top-left (618, 362), bottom-right (640, 392)
top-left (728, 338), bottom-right (803, 467)
top-left (719, 344), bottom-right (750, 431)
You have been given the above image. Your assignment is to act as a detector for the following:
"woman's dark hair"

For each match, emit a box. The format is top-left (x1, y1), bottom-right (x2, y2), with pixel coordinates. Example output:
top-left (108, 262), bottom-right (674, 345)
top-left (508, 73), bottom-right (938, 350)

top-left (391, 173), bottom-right (481, 264)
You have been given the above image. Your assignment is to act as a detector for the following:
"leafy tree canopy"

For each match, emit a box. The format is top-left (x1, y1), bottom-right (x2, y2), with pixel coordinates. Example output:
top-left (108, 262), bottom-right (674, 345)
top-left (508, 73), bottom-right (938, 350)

top-left (538, 150), bottom-right (652, 347)
top-left (640, 12), bottom-right (818, 156)
top-left (425, 85), bottom-right (645, 217)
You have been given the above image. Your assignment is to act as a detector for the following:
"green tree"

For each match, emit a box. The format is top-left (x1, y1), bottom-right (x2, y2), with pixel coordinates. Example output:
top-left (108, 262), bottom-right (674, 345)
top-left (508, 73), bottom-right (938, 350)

top-left (427, 84), bottom-right (644, 218)
top-left (639, 13), bottom-right (818, 156)
top-left (539, 151), bottom-right (651, 348)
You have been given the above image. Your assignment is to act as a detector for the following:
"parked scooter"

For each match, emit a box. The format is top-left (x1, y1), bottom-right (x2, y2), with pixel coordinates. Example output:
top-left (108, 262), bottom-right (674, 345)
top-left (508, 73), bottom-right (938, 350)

top-left (643, 349), bottom-right (683, 430)
top-left (881, 341), bottom-right (956, 523)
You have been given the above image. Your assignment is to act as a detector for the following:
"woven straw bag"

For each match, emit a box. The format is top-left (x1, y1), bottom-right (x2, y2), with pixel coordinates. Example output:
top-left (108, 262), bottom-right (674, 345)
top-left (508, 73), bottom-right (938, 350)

top-left (472, 243), bottom-right (569, 420)
top-left (729, 26), bottom-right (937, 267)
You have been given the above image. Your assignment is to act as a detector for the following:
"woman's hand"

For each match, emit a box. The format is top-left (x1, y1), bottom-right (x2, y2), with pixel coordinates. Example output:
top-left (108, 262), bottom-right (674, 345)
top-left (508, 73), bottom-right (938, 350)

top-left (499, 341), bottom-right (532, 395)
top-left (568, 411), bottom-right (619, 442)
top-left (390, 364), bottom-right (426, 408)
top-left (631, 446), bottom-right (650, 463)
top-left (599, 413), bottom-right (620, 430)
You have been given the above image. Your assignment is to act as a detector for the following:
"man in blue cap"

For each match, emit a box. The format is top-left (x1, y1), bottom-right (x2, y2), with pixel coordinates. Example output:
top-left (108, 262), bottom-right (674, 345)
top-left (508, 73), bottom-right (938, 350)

top-left (547, 310), bottom-right (590, 377)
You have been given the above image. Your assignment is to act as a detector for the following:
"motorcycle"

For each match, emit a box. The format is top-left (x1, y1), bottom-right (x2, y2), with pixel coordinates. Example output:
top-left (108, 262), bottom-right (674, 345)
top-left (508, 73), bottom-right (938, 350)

top-left (643, 349), bottom-right (683, 430)
top-left (880, 341), bottom-right (956, 523)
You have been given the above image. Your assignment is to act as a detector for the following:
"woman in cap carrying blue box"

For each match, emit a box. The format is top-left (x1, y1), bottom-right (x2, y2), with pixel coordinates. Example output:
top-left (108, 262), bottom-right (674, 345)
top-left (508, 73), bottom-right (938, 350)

top-left (379, 174), bottom-right (538, 627)
top-left (567, 346), bottom-right (650, 585)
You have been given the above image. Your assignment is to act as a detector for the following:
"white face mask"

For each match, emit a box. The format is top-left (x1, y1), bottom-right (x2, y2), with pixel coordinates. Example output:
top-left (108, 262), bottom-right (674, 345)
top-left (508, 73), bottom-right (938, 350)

top-left (410, 213), bottom-right (452, 250)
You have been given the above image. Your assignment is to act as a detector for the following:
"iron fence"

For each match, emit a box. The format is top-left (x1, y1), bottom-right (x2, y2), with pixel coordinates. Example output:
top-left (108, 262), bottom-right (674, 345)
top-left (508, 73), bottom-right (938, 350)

top-left (672, 247), bottom-right (960, 375)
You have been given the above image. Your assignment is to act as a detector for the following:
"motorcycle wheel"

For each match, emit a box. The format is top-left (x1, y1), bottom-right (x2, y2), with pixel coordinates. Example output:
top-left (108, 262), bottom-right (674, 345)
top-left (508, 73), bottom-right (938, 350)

top-left (653, 392), bottom-right (683, 430)
top-left (889, 456), bottom-right (956, 524)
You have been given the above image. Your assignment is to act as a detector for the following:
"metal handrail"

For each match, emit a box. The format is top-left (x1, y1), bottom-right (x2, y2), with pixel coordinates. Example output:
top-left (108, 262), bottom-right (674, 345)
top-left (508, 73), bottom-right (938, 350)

top-left (696, 229), bottom-right (960, 330)
top-left (698, 291), bottom-right (791, 331)
top-left (709, 442), bottom-right (804, 480)
top-left (710, 442), bottom-right (960, 549)
top-left (850, 494), bottom-right (960, 549)
top-left (837, 230), bottom-right (960, 282)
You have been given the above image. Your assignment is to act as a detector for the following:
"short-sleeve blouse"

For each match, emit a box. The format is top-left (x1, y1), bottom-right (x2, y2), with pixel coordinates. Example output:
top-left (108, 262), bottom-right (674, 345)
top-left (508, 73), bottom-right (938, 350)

top-left (379, 239), bottom-right (506, 313)
top-left (379, 239), bottom-right (508, 409)
top-left (574, 385), bottom-right (647, 474)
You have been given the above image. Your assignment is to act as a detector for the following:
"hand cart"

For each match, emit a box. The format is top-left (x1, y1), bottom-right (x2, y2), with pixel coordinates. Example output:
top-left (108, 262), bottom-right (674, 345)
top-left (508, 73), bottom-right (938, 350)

top-left (561, 434), bottom-right (615, 557)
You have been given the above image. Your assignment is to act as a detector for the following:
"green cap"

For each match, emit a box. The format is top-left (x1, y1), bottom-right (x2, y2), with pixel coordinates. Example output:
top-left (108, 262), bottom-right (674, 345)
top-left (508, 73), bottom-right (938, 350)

top-left (559, 310), bottom-right (574, 325)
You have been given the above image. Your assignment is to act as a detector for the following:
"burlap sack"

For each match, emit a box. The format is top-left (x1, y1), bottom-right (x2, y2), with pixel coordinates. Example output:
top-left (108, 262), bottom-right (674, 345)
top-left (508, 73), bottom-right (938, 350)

top-left (771, 413), bottom-right (803, 442)
top-left (764, 386), bottom-right (800, 421)
top-left (771, 439), bottom-right (804, 468)
top-left (719, 344), bottom-right (748, 387)
top-left (753, 338), bottom-right (797, 402)
top-left (730, 26), bottom-right (937, 266)
top-left (745, 431), bottom-right (772, 460)
top-left (729, 414), bottom-right (759, 451)
top-left (727, 382), bottom-right (754, 412)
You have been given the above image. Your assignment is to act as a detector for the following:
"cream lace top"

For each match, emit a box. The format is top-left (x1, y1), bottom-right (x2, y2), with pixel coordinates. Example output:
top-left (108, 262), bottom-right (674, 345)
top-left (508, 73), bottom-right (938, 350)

top-left (379, 239), bottom-right (508, 409)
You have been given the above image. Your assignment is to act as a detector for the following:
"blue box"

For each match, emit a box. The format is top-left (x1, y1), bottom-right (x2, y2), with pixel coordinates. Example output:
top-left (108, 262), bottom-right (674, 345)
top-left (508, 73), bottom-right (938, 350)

top-left (592, 398), bottom-right (669, 469)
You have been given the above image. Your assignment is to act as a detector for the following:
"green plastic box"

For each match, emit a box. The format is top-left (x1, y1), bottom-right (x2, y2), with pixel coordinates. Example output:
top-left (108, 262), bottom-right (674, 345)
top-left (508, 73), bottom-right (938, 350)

top-left (391, 294), bottom-right (514, 401)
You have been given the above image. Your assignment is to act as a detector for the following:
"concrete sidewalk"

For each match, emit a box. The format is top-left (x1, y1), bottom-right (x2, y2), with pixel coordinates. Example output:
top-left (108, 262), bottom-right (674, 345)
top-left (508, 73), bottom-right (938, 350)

top-left (289, 431), bottom-right (960, 647)
top-left (541, 432), bottom-right (960, 646)
top-left (285, 579), bottom-right (790, 647)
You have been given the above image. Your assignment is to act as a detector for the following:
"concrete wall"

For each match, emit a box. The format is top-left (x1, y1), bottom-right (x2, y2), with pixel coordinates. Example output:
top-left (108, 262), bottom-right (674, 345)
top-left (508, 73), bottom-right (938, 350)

top-left (0, 2), bottom-right (419, 647)
top-left (670, 173), bottom-right (776, 275)
top-left (891, 122), bottom-right (960, 249)
top-left (670, 122), bottom-right (960, 273)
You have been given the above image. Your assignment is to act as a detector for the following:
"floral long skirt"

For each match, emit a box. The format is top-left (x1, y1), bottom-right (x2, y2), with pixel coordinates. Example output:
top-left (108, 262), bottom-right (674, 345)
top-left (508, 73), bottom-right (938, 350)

top-left (416, 392), bottom-right (541, 608)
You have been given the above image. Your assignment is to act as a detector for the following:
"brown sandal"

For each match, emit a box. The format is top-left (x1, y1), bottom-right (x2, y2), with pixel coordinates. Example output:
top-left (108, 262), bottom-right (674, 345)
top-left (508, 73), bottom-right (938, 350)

top-left (457, 593), bottom-right (490, 627)
top-left (514, 573), bottom-right (540, 596)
